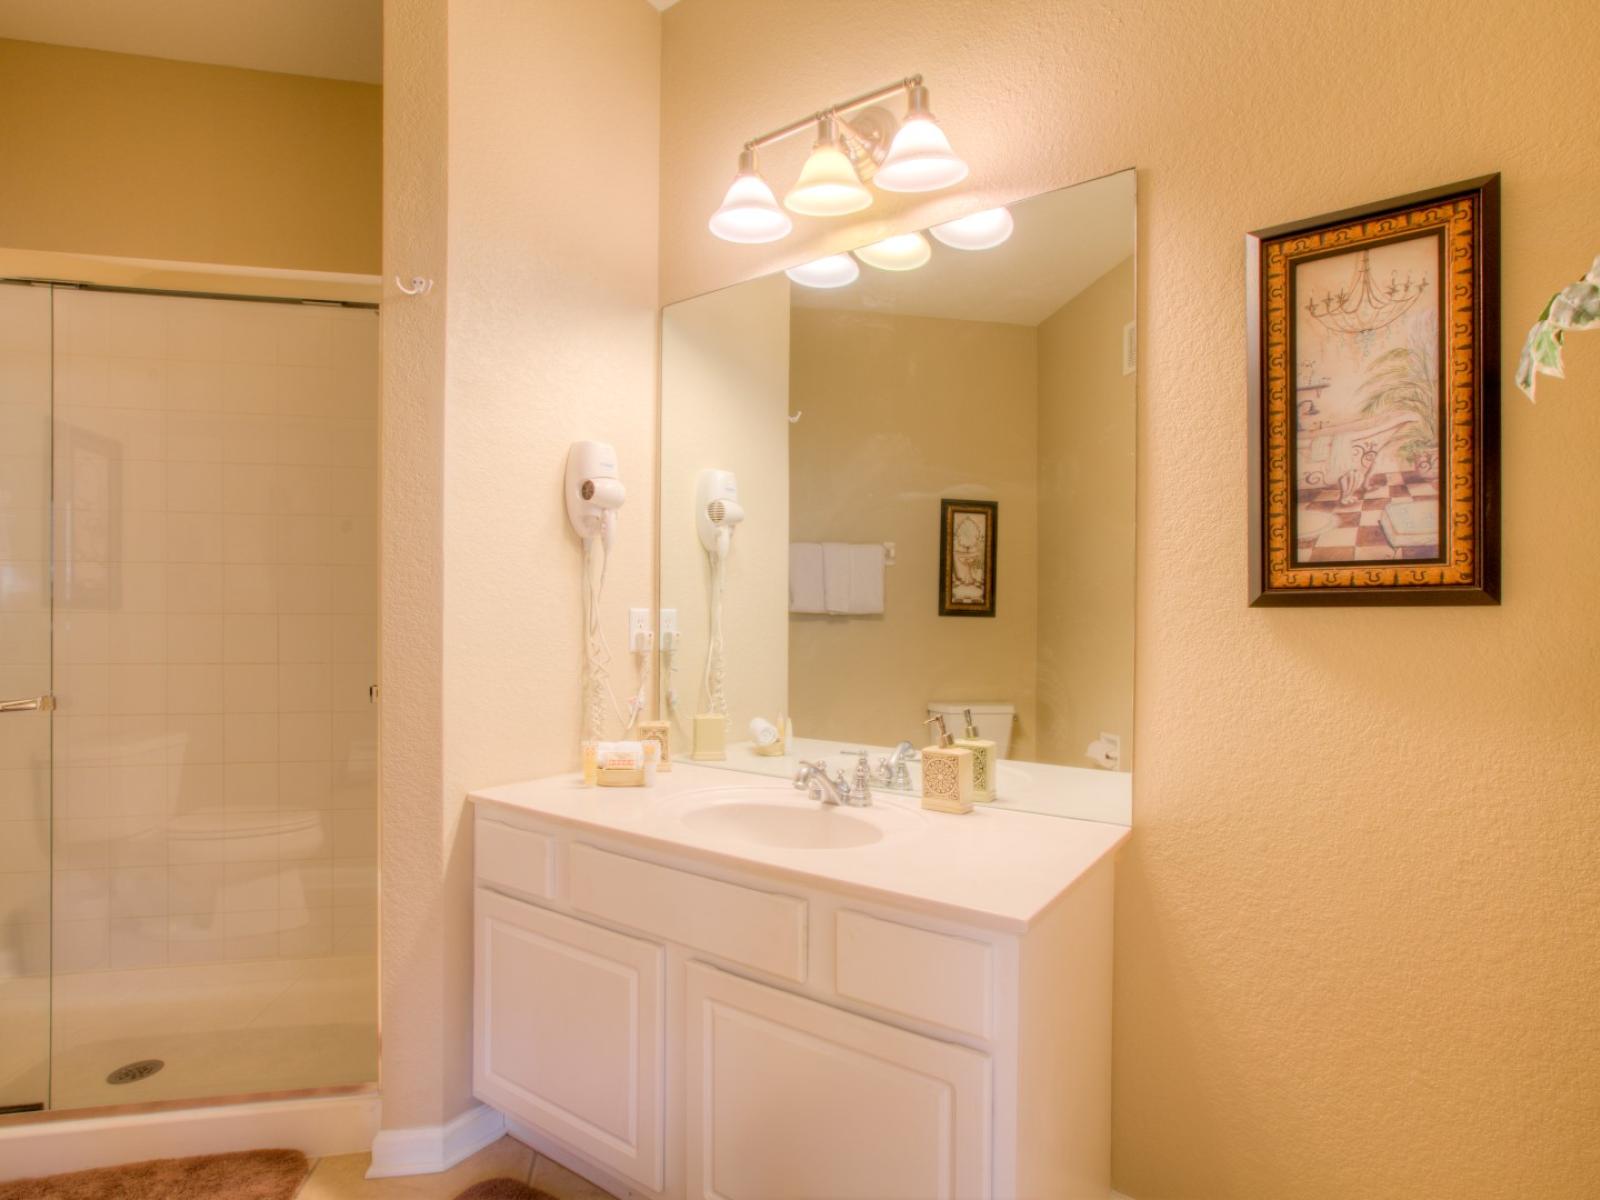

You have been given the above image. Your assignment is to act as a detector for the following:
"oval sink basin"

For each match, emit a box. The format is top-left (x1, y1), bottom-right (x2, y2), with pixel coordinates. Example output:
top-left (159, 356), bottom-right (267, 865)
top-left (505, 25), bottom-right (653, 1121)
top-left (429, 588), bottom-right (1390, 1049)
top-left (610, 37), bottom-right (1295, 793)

top-left (680, 801), bottom-right (883, 850)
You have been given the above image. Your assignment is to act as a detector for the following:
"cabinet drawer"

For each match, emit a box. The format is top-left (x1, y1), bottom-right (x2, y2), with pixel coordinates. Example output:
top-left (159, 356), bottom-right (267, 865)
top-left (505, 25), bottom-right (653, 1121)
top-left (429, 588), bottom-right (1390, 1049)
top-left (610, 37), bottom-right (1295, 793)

top-left (475, 814), bottom-right (555, 901)
top-left (569, 844), bottom-right (806, 982)
top-left (835, 910), bottom-right (994, 1039)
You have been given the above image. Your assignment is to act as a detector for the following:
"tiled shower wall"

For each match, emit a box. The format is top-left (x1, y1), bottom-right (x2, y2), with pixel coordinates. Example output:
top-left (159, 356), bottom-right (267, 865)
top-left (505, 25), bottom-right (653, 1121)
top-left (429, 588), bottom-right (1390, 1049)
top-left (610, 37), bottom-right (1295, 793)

top-left (46, 289), bottom-right (378, 972)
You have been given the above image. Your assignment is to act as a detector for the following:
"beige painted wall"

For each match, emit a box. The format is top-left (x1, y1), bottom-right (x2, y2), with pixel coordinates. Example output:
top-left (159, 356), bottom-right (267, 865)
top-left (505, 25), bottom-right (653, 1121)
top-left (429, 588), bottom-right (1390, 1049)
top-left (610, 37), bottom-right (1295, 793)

top-left (660, 2), bottom-right (1600, 1196)
top-left (378, 0), bottom-right (451, 1131)
top-left (379, 0), bottom-right (661, 1132)
top-left (0, 38), bottom-right (380, 274)
top-left (1036, 258), bottom-right (1136, 769)
top-left (660, 273), bottom-right (790, 746)
top-left (788, 308), bottom-right (1039, 757)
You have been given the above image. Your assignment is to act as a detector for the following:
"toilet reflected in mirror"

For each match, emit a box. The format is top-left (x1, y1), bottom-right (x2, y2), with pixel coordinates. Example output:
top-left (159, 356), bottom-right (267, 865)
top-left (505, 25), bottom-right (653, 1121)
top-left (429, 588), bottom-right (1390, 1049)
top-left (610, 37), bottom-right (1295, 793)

top-left (659, 170), bottom-right (1136, 822)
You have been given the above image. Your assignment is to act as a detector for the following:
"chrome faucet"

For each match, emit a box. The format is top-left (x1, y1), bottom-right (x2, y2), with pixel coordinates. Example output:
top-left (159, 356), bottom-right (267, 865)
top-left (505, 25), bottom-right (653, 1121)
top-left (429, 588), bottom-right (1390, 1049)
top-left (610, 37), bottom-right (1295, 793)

top-left (837, 741), bottom-right (918, 792)
top-left (794, 760), bottom-right (870, 807)
top-left (884, 740), bottom-right (918, 791)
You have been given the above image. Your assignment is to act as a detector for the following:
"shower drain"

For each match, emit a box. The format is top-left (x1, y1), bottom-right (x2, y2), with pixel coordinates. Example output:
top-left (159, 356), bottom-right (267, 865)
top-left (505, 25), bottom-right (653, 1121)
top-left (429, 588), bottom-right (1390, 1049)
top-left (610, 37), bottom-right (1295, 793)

top-left (106, 1059), bottom-right (165, 1086)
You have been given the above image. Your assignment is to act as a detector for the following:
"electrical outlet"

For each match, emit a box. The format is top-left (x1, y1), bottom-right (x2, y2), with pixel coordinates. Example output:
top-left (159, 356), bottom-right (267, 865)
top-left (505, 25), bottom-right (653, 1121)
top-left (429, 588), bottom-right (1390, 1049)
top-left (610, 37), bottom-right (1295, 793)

top-left (628, 608), bottom-right (652, 653)
top-left (1098, 732), bottom-right (1122, 770)
top-left (658, 608), bottom-right (678, 637)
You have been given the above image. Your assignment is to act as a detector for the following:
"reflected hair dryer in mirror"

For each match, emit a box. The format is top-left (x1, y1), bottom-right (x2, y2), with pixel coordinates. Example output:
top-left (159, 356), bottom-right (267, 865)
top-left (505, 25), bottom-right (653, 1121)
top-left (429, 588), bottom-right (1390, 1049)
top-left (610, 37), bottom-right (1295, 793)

top-left (696, 468), bottom-right (745, 558)
top-left (695, 470), bottom-right (744, 740)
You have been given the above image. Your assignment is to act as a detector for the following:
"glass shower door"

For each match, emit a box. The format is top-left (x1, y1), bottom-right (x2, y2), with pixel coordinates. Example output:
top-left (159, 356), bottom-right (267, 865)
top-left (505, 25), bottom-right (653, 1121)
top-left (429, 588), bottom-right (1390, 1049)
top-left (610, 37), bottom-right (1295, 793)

top-left (0, 282), bottom-right (54, 1114)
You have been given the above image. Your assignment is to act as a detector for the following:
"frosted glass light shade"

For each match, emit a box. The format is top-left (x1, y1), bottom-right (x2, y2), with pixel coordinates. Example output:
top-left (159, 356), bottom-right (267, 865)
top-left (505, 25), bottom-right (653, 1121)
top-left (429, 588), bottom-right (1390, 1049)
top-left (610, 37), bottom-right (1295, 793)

top-left (784, 143), bottom-right (872, 217)
top-left (854, 232), bottom-right (932, 272)
top-left (874, 116), bottom-right (969, 193)
top-left (709, 171), bottom-right (793, 243)
top-left (929, 207), bottom-right (1014, 251)
top-left (785, 254), bottom-right (861, 289)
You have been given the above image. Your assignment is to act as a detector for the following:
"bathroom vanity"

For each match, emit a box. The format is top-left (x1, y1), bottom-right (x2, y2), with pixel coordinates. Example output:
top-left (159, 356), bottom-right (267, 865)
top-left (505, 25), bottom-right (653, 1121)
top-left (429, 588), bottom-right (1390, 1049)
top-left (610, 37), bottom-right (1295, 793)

top-left (470, 764), bottom-right (1126, 1199)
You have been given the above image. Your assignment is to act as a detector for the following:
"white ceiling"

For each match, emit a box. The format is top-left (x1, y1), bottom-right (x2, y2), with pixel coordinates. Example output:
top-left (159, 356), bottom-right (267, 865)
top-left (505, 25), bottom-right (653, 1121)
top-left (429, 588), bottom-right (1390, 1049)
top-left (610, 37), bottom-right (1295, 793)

top-left (794, 169), bottom-right (1136, 326)
top-left (0, 0), bottom-right (382, 83)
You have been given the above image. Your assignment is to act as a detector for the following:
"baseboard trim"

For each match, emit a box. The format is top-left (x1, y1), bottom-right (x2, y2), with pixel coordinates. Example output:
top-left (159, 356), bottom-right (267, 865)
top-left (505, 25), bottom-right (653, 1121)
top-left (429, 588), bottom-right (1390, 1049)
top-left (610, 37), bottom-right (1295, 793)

top-left (0, 1090), bottom-right (380, 1183)
top-left (366, 1102), bottom-right (506, 1179)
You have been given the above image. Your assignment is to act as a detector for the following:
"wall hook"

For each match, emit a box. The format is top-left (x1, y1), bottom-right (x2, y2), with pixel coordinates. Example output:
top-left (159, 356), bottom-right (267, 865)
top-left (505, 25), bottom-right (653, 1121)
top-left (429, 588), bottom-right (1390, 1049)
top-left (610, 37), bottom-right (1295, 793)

top-left (788, 411), bottom-right (803, 424)
top-left (395, 275), bottom-right (434, 296)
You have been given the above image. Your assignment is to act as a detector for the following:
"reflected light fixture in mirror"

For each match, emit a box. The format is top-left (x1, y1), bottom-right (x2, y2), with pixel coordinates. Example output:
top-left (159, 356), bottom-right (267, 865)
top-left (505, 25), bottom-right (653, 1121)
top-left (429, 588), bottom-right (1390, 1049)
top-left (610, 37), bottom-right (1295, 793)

top-left (783, 115), bottom-right (873, 217)
top-left (855, 232), bottom-right (933, 272)
top-left (930, 206), bottom-right (1014, 251)
top-left (873, 83), bottom-right (970, 192)
top-left (708, 148), bottom-right (793, 244)
top-left (786, 254), bottom-right (861, 289)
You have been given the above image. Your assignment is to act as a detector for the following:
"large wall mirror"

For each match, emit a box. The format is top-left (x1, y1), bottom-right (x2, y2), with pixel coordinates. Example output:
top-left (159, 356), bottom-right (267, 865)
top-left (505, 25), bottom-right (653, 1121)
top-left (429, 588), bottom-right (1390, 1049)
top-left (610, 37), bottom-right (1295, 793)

top-left (659, 169), bottom-right (1135, 824)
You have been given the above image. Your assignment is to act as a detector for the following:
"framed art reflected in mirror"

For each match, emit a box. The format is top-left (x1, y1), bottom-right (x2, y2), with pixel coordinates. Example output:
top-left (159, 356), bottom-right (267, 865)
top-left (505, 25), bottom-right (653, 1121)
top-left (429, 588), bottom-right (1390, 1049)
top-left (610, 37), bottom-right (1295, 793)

top-left (1247, 175), bottom-right (1500, 606)
top-left (939, 498), bottom-right (998, 617)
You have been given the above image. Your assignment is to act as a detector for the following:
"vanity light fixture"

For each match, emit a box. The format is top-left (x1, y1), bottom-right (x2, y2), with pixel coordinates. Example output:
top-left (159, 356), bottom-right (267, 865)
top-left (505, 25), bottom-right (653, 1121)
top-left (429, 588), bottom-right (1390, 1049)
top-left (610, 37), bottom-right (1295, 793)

top-left (929, 206), bottom-right (1015, 251)
top-left (785, 253), bottom-right (861, 289)
top-left (708, 75), bottom-right (969, 243)
top-left (783, 116), bottom-right (873, 217)
top-left (854, 232), bottom-right (933, 272)
top-left (708, 148), bottom-right (793, 244)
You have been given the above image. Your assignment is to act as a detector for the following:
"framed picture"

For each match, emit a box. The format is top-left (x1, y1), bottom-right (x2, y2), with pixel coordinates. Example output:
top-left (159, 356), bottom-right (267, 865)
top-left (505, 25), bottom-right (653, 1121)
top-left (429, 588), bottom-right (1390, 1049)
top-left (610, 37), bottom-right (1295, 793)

top-left (939, 498), bottom-right (997, 617)
top-left (1247, 175), bottom-right (1500, 606)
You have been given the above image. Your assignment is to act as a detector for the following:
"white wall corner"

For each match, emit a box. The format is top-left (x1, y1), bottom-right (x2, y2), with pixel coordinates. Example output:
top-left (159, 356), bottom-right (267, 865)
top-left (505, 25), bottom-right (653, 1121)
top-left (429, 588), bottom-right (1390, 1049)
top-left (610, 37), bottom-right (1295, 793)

top-left (366, 1103), bottom-right (506, 1179)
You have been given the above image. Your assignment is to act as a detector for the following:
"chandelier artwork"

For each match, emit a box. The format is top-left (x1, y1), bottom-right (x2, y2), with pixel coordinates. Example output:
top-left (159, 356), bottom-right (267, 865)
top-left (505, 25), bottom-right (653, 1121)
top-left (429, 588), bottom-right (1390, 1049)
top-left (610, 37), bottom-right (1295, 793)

top-left (1304, 249), bottom-right (1429, 335)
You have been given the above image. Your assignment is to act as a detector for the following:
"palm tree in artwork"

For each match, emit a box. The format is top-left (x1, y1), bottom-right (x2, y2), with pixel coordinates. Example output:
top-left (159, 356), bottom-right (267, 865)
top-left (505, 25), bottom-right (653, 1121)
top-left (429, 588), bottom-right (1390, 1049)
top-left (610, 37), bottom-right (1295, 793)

top-left (1358, 337), bottom-right (1440, 479)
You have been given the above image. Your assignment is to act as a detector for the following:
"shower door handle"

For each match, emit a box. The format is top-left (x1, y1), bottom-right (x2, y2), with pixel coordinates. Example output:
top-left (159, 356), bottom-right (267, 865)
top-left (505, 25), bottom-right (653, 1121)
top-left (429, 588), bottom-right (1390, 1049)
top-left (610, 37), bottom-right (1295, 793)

top-left (0, 694), bottom-right (54, 713)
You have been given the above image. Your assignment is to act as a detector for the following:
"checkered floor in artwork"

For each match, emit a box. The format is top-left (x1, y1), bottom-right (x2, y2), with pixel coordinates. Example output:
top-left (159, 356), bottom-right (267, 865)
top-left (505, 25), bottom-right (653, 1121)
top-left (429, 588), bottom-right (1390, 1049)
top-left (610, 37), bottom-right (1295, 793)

top-left (1296, 470), bottom-right (1441, 563)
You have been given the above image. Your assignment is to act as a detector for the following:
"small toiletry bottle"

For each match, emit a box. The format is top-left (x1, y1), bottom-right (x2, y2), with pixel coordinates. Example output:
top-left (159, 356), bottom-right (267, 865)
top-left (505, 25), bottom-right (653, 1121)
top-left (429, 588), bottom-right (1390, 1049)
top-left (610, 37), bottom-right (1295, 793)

top-left (955, 708), bottom-right (997, 803)
top-left (641, 738), bottom-right (660, 785)
top-left (920, 715), bottom-right (974, 814)
top-left (581, 739), bottom-right (599, 787)
top-left (639, 720), bottom-right (672, 772)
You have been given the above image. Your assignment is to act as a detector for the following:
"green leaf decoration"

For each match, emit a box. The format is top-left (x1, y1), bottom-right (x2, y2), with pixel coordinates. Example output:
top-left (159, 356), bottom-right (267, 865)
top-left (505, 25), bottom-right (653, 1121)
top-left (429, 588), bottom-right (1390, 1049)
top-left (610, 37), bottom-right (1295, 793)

top-left (1518, 255), bottom-right (1600, 400)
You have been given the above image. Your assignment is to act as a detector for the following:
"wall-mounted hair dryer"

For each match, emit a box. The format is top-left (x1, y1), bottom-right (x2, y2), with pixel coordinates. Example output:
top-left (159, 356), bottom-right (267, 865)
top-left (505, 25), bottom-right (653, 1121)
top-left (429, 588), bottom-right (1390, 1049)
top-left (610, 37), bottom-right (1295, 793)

top-left (566, 440), bottom-right (626, 550)
top-left (695, 468), bottom-right (745, 558)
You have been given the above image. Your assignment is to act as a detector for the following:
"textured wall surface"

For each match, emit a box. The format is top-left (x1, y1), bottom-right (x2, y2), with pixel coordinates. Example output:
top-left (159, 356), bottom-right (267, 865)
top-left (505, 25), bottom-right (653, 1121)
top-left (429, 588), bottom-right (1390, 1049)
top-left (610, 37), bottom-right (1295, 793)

top-left (1035, 258), bottom-right (1136, 768)
top-left (660, 2), bottom-right (1600, 1196)
top-left (0, 38), bottom-right (380, 274)
top-left (379, 0), bottom-right (452, 1131)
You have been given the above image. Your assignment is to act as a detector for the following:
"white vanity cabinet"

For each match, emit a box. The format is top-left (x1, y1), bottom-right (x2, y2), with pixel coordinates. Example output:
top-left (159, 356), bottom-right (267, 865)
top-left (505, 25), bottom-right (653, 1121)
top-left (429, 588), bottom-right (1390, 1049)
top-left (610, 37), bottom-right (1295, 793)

top-left (471, 782), bottom-right (1120, 1200)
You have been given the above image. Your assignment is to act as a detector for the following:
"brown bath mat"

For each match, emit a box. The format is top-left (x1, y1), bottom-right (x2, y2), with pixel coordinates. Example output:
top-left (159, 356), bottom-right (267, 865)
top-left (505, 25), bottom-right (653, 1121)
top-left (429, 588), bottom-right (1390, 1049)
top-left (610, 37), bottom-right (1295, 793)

top-left (0, 1148), bottom-right (308, 1200)
top-left (454, 1182), bottom-right (558, 1200)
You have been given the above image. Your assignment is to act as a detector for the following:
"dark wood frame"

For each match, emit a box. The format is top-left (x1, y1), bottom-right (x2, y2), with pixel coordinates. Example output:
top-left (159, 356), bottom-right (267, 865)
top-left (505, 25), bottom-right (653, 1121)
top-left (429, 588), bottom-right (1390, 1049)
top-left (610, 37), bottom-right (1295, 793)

top-left (1247, 175), bottom-right (1500, 606)
top-left (939, 498), bottom-right (998, 617)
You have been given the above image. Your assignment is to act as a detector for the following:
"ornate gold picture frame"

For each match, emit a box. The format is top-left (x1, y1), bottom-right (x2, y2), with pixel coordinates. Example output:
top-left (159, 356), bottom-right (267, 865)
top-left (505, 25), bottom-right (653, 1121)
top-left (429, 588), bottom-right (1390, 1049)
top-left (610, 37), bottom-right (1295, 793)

top-left (1247, 176), bottom-right (1500, 605)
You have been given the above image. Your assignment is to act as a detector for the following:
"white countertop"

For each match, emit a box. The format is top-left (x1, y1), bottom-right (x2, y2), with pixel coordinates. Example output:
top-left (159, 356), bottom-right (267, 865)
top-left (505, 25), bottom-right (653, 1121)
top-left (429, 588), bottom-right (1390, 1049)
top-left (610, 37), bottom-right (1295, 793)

top-left (471, 763), bottom-right (1130, 933)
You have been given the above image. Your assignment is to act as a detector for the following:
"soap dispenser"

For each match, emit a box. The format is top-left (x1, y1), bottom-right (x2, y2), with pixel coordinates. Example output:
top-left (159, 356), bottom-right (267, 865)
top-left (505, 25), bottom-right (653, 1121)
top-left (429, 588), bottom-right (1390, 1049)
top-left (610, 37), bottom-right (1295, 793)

top-left (955, 708), bottom-right (997, 803)
top-left (920, 715), bottom-right (974, 814)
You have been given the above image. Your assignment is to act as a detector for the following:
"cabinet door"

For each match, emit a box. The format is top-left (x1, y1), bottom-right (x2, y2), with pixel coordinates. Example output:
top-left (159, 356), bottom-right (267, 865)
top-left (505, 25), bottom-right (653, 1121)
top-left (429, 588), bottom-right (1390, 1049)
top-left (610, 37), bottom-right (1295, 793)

top-left (475, 888), bottom-right (664, 1191)
top-left (686, 962), bottom-right (992, 1200)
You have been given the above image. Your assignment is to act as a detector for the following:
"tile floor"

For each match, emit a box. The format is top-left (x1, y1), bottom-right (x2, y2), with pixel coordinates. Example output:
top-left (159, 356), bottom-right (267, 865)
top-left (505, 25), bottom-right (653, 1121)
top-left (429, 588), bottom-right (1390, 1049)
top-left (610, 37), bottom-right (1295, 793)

top-left (296, 1136), bottom-right (616, 1199)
